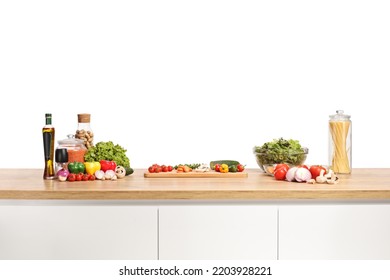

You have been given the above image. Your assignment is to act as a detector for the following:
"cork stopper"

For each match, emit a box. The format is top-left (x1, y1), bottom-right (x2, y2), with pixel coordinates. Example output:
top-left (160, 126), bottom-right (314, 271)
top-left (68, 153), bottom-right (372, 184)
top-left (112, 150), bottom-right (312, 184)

top-left (77, 114), bottom-right (91, 123)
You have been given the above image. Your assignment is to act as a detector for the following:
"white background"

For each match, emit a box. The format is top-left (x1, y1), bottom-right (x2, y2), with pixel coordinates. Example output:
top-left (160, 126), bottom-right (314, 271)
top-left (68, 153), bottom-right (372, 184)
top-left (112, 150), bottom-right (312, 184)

top-left (1, 260), bottom-right (390, 280)
top-left (1, 0), bottom-right (389, 169)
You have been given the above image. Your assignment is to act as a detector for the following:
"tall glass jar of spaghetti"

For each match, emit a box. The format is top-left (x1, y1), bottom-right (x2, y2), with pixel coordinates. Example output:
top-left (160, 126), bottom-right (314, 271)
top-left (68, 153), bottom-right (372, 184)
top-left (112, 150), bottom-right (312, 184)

top-left (329, 110), bottom-right (352, 174)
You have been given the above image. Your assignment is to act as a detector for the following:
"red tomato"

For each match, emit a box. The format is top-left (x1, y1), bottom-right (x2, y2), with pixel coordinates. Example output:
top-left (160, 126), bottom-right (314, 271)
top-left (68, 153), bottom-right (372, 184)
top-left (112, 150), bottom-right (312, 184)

top-left (148, 166), bottom-right (155, 173)
top-left (167, 165), bottom-right (173, 172)
top-left (75, 173), bottom-right (83, 181)
top-left (89, 175), bottom-right (95, 181)
top-left (155, 166), bottom-right (162, 173)
top-left (67, 173), bottom-right (76, 182)
top-left (299, 165), bottom-right (309, 170)
top-left (274, 168), bottom-right (288, 180)
top-left (82, 174), bottom-right (90, 181)
top-left (162, 166), bottom-right (168, 172)
top-left (309, 165), bottom-right (327, 179)
top-left (275, 164), bottom-right (289, 172)
top-left (237, 164), bottom-right (245, 172)
top-left (214, 164), bottom-right (221, 172)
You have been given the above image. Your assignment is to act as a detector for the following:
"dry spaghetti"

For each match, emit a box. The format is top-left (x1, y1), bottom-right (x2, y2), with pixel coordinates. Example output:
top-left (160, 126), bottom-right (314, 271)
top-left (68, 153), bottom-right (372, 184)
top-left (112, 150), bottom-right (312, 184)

top-left (329, 120), bottom-right (351, 174)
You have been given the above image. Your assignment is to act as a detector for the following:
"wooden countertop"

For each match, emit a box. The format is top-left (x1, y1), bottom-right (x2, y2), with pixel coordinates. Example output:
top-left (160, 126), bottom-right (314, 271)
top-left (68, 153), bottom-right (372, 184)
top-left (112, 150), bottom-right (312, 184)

top-left (0, 168), bottom-right (389, 200)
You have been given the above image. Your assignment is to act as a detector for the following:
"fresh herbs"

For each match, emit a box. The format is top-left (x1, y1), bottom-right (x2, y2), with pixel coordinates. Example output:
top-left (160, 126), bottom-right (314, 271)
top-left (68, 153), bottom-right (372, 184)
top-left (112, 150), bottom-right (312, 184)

top-left (84, 141), bottom-right (130, 168)
top-left (253, 138), bottom-right (307, 166)
top-left (173, 163), bottom-right (201, 170)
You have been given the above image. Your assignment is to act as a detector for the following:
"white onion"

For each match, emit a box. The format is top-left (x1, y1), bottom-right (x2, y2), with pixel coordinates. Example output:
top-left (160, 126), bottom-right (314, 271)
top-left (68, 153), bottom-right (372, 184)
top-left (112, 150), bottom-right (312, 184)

top-left (105, 170), bottom-right (116, 180)
top-left (94, 170), bottom-right (105, 180)
top-left (294, 167), bottom-right (312, 182)
top-left (286, 167), bottom-right (298, 182)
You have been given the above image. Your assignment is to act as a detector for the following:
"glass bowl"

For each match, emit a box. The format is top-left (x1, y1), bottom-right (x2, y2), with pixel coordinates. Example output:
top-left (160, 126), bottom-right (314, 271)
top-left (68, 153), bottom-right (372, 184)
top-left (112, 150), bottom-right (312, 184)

top-left (253, 147), bottom-right (309, 175)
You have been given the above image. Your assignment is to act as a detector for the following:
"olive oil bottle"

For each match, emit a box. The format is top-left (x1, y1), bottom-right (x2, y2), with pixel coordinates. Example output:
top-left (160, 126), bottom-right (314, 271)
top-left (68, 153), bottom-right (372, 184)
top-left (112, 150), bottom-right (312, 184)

top-left (42, 113), bottom-right (55, 179)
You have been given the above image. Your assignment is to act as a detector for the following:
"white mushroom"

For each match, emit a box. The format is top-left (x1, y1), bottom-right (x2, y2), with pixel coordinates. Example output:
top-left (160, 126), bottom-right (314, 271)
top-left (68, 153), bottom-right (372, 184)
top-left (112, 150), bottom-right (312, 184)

top-left (327, 171), bottom-right (339, 184)
top-left (315, 169), bottom-right (327, 184)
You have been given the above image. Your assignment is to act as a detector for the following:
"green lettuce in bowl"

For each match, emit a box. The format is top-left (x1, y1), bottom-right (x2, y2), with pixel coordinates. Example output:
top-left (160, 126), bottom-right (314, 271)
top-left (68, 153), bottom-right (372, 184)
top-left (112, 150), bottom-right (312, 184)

top-left (253, 138), bottom-right (308, 174)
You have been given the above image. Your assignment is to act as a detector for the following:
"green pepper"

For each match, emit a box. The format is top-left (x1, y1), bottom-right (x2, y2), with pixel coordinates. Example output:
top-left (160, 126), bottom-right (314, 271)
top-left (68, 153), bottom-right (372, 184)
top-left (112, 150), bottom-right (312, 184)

top-left (229, 165), bottom-right (238, 173)
top-left (68, 161), bottom-right (85, 174)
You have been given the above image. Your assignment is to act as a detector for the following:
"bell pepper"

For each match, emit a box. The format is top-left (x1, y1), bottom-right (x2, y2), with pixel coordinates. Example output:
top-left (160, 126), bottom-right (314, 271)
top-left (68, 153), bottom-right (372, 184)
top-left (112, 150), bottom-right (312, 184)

top-left (99, 160), bottom-right (117, 172)
top-left (220, 163), bottom-right (229, 173)
top-left (84, 161), bottom-right (101, 175)
top-left (68, 161), bottom-right (85, 174)
top-left (229, 165), bottom-right (237, 173)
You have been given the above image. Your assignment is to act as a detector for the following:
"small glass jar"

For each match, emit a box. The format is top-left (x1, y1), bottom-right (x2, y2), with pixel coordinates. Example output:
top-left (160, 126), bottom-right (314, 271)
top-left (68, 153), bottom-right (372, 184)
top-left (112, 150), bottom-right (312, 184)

top-left (75, 113), bottom-right (94, 149)
top-left (57, 135), bottom-right (87, 163)
top-left (329, 110), bottom-right (352, 174)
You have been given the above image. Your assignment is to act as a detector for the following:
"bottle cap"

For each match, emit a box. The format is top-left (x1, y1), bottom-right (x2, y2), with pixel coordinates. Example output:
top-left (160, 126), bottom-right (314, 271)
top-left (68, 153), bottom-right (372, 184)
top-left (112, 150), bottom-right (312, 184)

top-left (77, 114), bottom-right (91, 123)
top-left (45, 113), bottom-right (52, 125)
top-left (55, 148), bottom-right (68, 163)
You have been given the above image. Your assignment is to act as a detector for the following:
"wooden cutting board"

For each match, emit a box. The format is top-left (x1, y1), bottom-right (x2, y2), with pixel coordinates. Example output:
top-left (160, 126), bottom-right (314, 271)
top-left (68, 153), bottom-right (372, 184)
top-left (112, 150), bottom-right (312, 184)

top-left (144, 171), bottom-right (248, 178)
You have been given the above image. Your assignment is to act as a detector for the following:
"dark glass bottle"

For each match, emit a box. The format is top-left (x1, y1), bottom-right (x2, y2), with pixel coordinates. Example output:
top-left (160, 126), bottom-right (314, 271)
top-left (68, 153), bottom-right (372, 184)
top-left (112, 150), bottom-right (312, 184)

top-left (42, 113), bottom-right (55, 179)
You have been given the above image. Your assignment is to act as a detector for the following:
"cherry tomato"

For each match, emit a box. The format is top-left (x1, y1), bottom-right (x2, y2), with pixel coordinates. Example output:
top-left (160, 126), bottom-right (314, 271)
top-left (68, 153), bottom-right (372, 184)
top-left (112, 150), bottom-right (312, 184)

top-left (274, 168), bottom-right (288, 180)
top-left (237, 164), bottom-right (245, 172)
top-left (75, 173), bottom-right (83, 181)
top-left (67, 173), bottom-right (76, 182)
top-left (82, 174), bottom-right (90, 181)
top-left (149, 164), bottom-right (173, 173)
top-left (309, 165), bottom-right (327, 179)
top-left (89, 175), bottom-right (95, 181)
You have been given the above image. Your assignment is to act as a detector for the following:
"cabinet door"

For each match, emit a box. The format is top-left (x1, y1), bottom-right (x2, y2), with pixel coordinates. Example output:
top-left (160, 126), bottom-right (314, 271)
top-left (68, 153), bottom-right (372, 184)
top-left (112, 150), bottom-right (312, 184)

top-left (0, 205), bottom-right (157, 260)
top-left (159, 205), bottom-right (277, 260)
top-left (279, 205), bottom-right (390, 260)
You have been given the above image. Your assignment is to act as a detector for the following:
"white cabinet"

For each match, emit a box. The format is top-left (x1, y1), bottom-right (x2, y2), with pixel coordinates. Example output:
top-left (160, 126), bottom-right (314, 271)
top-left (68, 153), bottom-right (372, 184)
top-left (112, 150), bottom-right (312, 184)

top-left (2, 202), bottom-right (390, 260)
top-left (159, 205), bottom-right (278, 260)
top-left (279, 204), bottom-right (390, 260)
top-left (0, 204), bottom-right (158, 260)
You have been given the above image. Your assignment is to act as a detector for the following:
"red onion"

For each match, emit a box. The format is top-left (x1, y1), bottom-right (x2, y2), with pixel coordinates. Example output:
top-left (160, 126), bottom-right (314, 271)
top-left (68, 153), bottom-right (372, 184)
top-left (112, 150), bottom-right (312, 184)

top-left (57, 169), bottom-right (69, 182)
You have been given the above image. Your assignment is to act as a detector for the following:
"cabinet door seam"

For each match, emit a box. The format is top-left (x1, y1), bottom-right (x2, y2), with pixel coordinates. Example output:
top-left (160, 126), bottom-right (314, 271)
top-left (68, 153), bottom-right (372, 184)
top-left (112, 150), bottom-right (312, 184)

top-left (277, 207), bottom-right (280, 260)
top-left (157, 208), bottom-right (160, 260)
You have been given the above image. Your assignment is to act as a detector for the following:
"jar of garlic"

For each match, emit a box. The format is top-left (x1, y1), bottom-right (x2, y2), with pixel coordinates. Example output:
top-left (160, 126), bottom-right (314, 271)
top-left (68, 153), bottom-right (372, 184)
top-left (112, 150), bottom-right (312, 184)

top-left (75, 113), bottom-right (94, 149)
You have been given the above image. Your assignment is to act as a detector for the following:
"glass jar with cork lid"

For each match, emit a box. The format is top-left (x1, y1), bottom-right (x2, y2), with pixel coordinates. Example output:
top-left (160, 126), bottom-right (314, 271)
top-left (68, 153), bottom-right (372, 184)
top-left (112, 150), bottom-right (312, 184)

top-left (75, 113), bottom-right (94, 149)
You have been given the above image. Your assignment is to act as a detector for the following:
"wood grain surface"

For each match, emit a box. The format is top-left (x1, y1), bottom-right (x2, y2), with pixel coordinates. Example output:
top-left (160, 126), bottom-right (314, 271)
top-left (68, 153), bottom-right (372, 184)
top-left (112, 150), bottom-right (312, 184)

top-left (0, 168), bottom-right (389, 200)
